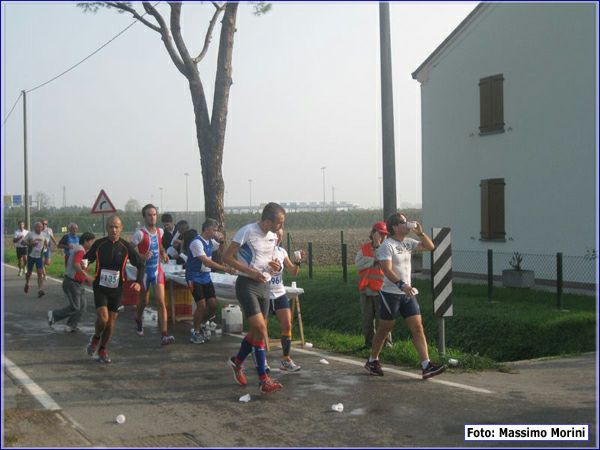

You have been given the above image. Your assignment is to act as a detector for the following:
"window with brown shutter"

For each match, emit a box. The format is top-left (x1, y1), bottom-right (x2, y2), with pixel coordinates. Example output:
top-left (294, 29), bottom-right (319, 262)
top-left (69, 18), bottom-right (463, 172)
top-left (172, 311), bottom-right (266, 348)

top-left (480, 178), bottom-right (506, 241)
top-left (479, 74), bottom-right (505, 135)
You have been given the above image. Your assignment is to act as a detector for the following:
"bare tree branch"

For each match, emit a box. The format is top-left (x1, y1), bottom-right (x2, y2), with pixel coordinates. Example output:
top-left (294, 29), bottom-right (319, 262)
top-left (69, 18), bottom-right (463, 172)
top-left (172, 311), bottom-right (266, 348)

top-left (167, 2), bottom-right (197, 76)
top-left (105, 2), bottom-right (161, 32)
top-left (139, 2), bottom-right (187, 76)
top-left (192, 4), bottom-right (225, 64)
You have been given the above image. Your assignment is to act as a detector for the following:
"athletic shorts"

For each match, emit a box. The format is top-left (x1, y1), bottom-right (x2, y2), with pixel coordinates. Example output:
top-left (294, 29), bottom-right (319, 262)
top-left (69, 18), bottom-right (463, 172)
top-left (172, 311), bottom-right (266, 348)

top-left (188, 281), bottom-right (216, 303)
top-left (16, 247), bottom-right (27, 258)
top-left (235, 276), bottom-right (270, 318)
top-left (27, 257), bottom-right (43, 271)
top-left (93, 289), bottom-right (122, 313)
top-left (269, 294), bottom-right (290, 314)
top-left (143, 270), bottom-right (165, 290)
top-left (378, 291), bottom-right (421, 320)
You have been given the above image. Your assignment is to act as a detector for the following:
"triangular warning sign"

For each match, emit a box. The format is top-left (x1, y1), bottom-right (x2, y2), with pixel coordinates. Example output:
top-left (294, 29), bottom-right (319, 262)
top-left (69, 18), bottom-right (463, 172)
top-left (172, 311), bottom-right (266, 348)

top-left (91, 189), bottom-right (117, 215)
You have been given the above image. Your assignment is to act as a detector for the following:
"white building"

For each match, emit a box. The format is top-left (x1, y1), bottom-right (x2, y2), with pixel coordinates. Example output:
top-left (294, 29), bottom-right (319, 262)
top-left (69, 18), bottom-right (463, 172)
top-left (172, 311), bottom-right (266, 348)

top-left (412, 3), bottom-right (597, 285)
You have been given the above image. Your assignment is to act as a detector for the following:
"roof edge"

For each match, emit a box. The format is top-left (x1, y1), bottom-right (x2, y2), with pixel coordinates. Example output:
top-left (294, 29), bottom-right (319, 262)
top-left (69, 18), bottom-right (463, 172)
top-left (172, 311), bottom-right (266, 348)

top-left (411, 3), bottom-right (488, 83)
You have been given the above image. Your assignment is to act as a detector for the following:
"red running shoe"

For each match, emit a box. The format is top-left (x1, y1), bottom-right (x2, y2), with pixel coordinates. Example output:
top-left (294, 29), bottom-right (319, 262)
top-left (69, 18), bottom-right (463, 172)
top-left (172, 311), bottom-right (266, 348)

top-left (259, 377), bottom-right (283, 394)
top-left (227, 357), bottom-right (247, 386)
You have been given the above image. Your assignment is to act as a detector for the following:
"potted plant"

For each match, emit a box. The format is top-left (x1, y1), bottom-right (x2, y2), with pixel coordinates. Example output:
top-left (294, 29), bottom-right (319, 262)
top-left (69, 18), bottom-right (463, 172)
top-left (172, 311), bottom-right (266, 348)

top-left (502, 252), bottom-right (535, 288)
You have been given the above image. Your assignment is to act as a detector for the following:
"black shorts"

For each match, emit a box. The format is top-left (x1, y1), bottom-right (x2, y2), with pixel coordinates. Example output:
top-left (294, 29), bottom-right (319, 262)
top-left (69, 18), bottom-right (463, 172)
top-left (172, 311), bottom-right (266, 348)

top-left (189, 281), bottom-right (216, 303)
top-left (378, 291), bottom-right (421, 320)
top-left (16, 247), bottom-right (27, 258)
top-left (269, 294), bottom-right (291, 314)
top-left (235, 276), bottom-right (269, 318)
top-left (93, 289), bottom-right (122, 313)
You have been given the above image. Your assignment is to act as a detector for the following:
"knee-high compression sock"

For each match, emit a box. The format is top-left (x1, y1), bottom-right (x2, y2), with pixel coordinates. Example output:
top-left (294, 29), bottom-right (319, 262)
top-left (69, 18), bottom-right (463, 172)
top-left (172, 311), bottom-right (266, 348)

top-left (281, 332), bottom-right (292, 357)
top-left (251, 341), bottom-right (268, 381)
top-left (234, 336), bottom-right (253, 365)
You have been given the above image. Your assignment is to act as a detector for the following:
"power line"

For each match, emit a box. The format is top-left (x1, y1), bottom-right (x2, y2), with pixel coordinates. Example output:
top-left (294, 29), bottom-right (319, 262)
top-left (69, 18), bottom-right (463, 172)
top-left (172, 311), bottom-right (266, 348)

top-left (27, 3), bottom-right (160, 93)
top-left (2, 2), bottom-right (160, 124)
top-left (2, 91), bottom-right (22, 126)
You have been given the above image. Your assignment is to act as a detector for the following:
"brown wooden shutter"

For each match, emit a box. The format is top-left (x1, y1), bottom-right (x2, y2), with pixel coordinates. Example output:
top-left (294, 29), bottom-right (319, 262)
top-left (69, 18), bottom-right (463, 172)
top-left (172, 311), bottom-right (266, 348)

top-left (480, 178), bottom-right (505, 240)
top-left (480, 179), bottom-right (491, 239)
top-left (479, 74), bottom-right (504, 134)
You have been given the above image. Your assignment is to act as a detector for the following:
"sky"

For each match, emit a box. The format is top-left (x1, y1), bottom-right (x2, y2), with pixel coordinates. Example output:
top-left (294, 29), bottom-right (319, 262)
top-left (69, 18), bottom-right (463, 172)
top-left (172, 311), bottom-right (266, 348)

top-left (1, 1), bottom-right (476, 212)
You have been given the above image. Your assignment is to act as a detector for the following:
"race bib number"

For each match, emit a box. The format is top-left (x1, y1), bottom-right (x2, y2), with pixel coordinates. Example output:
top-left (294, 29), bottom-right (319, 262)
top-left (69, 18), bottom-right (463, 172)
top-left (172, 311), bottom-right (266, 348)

top-left (99, 269), bottom-right (120, 289)
top-left (270, 274), bottom-right (282, 286)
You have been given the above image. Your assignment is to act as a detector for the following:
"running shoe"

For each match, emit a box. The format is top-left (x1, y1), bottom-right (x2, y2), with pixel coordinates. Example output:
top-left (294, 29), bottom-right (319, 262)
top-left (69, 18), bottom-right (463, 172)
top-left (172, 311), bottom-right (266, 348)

top-left (364, 359), bottom-right (384, 376)
top-left (64, 325), bottom-right (79, 333)
top-left (190, 330), bottom-right (205, 344)
top-left (24, 284), bottom-right (29, 294)
top-left (422, 362), bottom-right (446, 380)
top-left (201, 324), bottom-right (211, 341)
top-left (227, 357), bottom-right (247, 386)
top-left (259, 377), bottom-right (283, 394)
top-left (161, 335), bottom-right (175, 346)
top-left (18, 269), bottom-right (22, 276)
top-left (86, 336), bottom-right (100, 356)
top-left (37, 290), bottom-right (45, 298)
top-left (135, 319), bottom-right (144, 336)
top-left (280, 358), bottom-right (301, 372)
top-left (47, 310), bottom-right (55, 328)
top-left (97, 348), bottom-right (112, 364)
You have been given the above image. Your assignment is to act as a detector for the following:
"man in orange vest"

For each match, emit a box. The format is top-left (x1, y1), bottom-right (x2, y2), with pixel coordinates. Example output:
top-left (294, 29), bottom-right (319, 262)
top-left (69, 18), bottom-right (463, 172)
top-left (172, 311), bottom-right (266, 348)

top-left (355, 221), bottom-right (392, 350)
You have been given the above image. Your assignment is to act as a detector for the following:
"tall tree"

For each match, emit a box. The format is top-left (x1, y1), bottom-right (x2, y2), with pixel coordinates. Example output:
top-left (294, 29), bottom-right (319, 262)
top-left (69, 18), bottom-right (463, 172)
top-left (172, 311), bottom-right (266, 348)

top-left (80, 2), bottom-right (270, 226)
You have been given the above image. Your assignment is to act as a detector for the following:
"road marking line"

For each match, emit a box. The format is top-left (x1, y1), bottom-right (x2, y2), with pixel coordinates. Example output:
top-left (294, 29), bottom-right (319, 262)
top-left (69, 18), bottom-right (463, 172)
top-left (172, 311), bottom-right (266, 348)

top-left (225, 333), bottom-right (494, 395)
top-left (4, 264), bottom-right (493, 395)
top-left (3, 355), bottom-right (62, 410)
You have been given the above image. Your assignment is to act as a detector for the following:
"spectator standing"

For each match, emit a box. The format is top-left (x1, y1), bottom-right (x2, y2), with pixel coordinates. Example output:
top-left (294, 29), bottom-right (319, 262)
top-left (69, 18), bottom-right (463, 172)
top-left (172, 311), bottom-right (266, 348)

top-left (355, 221), bottom-right (393, 350)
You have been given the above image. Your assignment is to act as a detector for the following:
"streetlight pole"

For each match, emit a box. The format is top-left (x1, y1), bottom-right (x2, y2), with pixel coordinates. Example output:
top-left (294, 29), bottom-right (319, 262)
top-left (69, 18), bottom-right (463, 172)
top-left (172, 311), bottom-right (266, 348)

top-left (159, 187), bottom-right (163, 211)
top-left (320, 166), bottom-right (326, 210)
top-left (248, 179), bottom-right (252, 212)
top-left (184, 173), bottom-right (189, 213)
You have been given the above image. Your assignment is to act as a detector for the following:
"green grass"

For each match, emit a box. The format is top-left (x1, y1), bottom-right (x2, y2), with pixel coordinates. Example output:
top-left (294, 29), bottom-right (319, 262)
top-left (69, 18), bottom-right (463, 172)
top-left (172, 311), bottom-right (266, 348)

top-left (275, 266), bottom-right (596, 370)
top-left (5, 251), bottom-right (595, 371)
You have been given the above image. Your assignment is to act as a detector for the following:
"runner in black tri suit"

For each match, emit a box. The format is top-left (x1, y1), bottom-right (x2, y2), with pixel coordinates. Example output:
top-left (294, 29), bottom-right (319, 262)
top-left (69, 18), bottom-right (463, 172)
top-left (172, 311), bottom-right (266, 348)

top-left (84, 215), bottom-right (145, 363)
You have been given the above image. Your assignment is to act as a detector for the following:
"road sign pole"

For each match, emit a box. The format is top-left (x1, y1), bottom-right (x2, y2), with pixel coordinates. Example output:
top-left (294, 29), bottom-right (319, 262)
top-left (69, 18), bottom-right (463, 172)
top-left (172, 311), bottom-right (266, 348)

top-left (438, 317), bottom-right (446, 357)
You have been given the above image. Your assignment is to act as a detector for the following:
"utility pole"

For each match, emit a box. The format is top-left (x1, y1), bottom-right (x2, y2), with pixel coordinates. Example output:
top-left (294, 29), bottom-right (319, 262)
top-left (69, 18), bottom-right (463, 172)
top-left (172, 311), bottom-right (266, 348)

top-left (379, 3), bottom-right (397, 220)
top-left (62, 185), bottom-right (66, 208)
top-left (23, 90), bottom-right (30, 229)
top-left (159, 187), bottom-right (163, 211)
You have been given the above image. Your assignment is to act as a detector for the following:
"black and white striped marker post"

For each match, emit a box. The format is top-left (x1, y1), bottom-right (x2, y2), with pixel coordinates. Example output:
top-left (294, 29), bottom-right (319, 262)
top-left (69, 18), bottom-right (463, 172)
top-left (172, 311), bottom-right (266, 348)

top-left (431, 227), bottom-right (453, 355)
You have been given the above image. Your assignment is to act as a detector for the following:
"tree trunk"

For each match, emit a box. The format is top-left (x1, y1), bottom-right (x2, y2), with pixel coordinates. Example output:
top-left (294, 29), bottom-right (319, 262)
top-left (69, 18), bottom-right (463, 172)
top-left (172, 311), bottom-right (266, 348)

top-left (189, 2), bottom-right (238, 230)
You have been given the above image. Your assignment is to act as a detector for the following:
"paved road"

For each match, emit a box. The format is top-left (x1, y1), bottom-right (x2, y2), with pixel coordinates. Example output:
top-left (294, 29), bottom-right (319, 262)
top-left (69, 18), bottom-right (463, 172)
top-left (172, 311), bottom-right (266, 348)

top-left (2, 265), bottom-right (597, 447)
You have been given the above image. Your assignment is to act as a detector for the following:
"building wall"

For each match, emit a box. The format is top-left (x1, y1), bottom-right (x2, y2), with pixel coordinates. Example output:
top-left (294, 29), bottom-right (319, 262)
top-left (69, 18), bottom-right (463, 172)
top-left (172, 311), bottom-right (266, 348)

top-left (418, 3), bottom-right (597, 281)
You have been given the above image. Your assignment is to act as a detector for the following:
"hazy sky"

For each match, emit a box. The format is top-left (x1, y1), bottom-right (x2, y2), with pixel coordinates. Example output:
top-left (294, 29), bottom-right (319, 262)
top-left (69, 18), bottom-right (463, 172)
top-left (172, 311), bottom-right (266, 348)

top-left (2, 1), bottom-right (476, 212)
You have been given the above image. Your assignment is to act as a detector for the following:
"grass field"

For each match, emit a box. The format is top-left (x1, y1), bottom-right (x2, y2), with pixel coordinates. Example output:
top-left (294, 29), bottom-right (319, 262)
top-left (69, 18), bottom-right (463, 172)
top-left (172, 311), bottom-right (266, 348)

top-left (4, 239), bottom-right (596, 372)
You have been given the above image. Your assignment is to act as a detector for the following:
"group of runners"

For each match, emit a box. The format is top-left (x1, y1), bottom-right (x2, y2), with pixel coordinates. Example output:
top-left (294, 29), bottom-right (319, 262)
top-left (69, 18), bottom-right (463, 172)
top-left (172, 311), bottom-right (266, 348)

top-left (15, 201), bottom-right (445, 394)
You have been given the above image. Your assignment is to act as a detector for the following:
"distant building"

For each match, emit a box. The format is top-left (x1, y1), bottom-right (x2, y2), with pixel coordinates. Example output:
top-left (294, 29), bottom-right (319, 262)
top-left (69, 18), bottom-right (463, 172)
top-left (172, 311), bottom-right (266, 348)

top-left (224, 201), bottom-right (360, 214)
top-left (412, 3), bottom-right (596, 285)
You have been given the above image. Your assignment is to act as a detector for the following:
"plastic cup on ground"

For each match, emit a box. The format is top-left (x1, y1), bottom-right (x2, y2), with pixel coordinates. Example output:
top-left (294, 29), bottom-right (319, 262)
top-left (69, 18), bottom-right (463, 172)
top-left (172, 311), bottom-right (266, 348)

top-left (331, 403), bottom-right (344, 412)
top-left (304, 342), bottom-right (313, 348)
top-left (239, 394), bottom-right (251, 403)
top-left (448, 358), bottom-right (458, 366)
top-left (116, 414), bottom-right (126, 424)
top-left (319, 358), bottom-right (329, 365)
